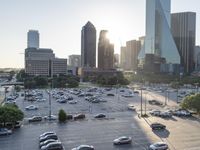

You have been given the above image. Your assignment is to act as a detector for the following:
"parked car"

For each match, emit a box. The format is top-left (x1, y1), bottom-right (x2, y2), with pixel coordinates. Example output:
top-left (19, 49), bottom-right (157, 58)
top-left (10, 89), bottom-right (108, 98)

top-left (94, 113), bottom-right (106, 118)
top-left (149, 100), bottom-right (163, 106)
top-left (173, 109), bottom-right (191, 117)
top-left (122, 94), bottom-right (134, 97)
top-left (150, 123), bottom-right (166, 130)
top-left (39, 139), bottom-right (59, 148)
top-left (5, 121), bottom-right (22, 129)
top-left (41, 141), bottom-right (64, 150)
top-left (71, 145), bottom-right (94, 150)
top-left (150, 110), bottom-right (161, 116)
top-left (160, 111), bottom-right (172, 118)
top-left (40, 131), bottom-right (56, 138)
top-left (0, 128), bottom-right (12, 135)
top-left (66, 114), bottom-right (73, 120)
top-left (25, 105), bottom-right (38, 110)
top-left (107, 93), bottom-right (115, 96)
top-left (133, 91), bottom-right (139, 94)
top-left (68, 100), bottom-right (77, 104)
top-left (113, 136), bottom-right (132, 145)
top-left (37, 98), bottom-right (46, 102)
top-left (149, 142), bottom-right (168, 150)
top-left (127, 104), bottom-right (136, 111)
top-left (39, 134), bottom-right (58, 143)
top-left (43, 115), bottom-right (57, 121)
top-left (28, 116), bottom-right (42, 122)
top-left (74, 114), bottom-right (85, 120)
top-left (56, 99), bottom-right (67, 103)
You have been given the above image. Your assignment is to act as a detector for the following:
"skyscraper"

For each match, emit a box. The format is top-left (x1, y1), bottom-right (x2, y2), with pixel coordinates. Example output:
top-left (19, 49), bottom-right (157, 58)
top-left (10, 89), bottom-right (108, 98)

top-left (27, 30), bottom-right (39, 48)
top-left (68, 55), bottom-right (81, 67)
top-left (98, 30), bottom-right (114, 70)
top-left (145, 0), bottom-right (180, 64)
top-left (120, 46), bottom-right (127, 69)
top-left (81, 21), bottom-right (96, 68)
top-left (171, 12), bottom-right (196, 74)
top-left (120, 40), bottom-right (141, 71)
top-left (126, 40), bottom-right (141, 70)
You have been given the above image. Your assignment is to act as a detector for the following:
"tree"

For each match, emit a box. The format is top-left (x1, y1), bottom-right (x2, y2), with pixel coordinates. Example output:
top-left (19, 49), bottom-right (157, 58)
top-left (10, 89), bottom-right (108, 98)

top-left (0, 104), bottom-right (24, 127)
top-left (15, 85), bottom-right (21, 92)
top-left (16, 69), bottom-right (27, 82)
top-left (181, 94), bottom-right (200, 115)
top-left (67, 79), bottom-right (79, 88)
top-left (34, 76), bottom-right (48, 87)
top-left (58, 109), bottom-right (67, 122)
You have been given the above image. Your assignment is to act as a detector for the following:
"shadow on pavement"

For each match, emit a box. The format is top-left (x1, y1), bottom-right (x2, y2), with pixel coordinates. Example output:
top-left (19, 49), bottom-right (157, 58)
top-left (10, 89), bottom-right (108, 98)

top-left (153, 129), bottom-right (170, 138)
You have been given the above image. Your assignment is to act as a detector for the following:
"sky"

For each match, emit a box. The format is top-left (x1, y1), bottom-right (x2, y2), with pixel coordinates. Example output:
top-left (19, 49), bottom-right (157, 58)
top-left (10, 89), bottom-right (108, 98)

top-left (0, 0), bottom-right (200, 68)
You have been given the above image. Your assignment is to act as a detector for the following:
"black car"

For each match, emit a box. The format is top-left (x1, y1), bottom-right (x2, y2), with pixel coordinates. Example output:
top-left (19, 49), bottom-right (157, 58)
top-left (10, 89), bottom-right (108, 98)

top-left (74, 114), bottom-right (85, 120)
top-left (149, 100), bottom-right (163, 106)
top-left (151, 123), bottom-right (166, 130)
top-left (94, 113), bottom-right (106, 118)
top-left (107, 93), bottom-right (115, 96)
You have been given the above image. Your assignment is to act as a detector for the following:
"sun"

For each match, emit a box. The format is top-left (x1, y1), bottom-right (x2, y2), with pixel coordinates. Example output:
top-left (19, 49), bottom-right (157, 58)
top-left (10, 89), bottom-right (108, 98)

top-left (106, 31), bottom-right (120, 45)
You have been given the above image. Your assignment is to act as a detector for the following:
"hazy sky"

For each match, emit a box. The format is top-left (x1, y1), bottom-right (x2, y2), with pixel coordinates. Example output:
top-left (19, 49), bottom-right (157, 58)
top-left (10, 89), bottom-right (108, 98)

top-left (0, 0), bottom-right (200, 68)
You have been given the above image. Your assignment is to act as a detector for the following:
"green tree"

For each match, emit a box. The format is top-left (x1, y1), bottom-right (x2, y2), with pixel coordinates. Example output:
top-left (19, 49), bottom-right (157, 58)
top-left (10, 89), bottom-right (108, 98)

top-left (67, 79), bottom-right (79, 88)
top-left (16, 69), bottom-right (27, 82)
top-left (15, 85), bottom-right (21, 92)
top-left (181, 94), bottom-right (200, 115)
top-left (24, 78), bottom-right (36, 89)
top-left (58, 109), bottom-right (67, 122)
top-left (34, 76), bottom-right (48, 87)
top-left (0, 105), bottom-right (24, 127)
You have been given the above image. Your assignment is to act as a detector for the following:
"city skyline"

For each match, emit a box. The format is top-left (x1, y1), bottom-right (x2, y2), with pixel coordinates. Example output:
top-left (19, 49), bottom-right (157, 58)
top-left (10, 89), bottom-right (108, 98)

top-left (1, 0), bottom-right (200, 68)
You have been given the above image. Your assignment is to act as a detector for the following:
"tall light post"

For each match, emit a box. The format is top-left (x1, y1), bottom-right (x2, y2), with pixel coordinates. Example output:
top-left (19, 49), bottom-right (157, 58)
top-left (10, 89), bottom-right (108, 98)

top-left (48, 78), bottom-right (53, 119)
top-left (140, 86), bottom-right (143, 116)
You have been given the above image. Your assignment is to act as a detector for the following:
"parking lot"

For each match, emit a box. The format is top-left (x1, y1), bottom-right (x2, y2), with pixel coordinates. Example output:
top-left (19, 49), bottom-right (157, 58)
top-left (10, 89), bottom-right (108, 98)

top-left (0, 86), bottom-right (200, 150)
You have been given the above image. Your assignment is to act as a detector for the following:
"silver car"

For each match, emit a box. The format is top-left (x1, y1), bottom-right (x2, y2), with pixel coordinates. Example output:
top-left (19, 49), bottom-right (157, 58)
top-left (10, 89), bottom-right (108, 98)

top-left (149, 142), bottom-right (168, 150)
top-left (71, 145), bottom-right (94, 150)
top-left (113, 136), bottom-right (132, 145)
top-left (41, 141), bottom-right (64, 150)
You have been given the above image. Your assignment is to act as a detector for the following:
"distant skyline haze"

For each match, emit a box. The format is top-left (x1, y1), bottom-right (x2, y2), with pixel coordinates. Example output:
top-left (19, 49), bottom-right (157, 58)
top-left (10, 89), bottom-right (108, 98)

top-left (0, 0), bottom-right (200, 68)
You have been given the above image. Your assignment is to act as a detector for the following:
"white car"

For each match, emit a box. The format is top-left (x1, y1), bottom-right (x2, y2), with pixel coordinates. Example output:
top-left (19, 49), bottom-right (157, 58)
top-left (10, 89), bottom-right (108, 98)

top-left (71, 145), bottom-right (94, 150)
top-left (41, 141), bottom-right (64, 150)
top-left (149, 142), bottom-right (168, 150)
top-left (39, 131), bottom-right (56, 138)
top-left (122, 93), bottom-right (135, 97)
top-left (127, 104), bottom-right (136, 111)
top-left (37, 98), bottom-right (46, 102)
top-left (43, 115), bottom-right (57, 120)
top-left (0, 128), bottom-right (12, 135)
top-left (25, 105), bottom-right (38, 110)
top-left (113, 136), bottom-right (132, 145)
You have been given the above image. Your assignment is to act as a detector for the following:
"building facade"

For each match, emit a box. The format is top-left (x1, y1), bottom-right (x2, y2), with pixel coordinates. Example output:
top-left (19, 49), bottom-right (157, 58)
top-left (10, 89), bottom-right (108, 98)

top-left (145, 0), bottom-right (180, 65)
top-left (98, 30), bottom-right (114, 70)
top-left (114, 54), bottom-right (120, 68)
top-left (25, 48), bottom-right (67, 76)
top-left (120, 46), bottom-right (127, 70)
top-left (120, 40), bottom-right (141, 71)
top-left (81, 21), bottom-right (96, 68)
top-left (171, 12), bottom-right (196, 74)
top-left (68, 55), bottom-right (81, 67)
top-left (126, 40), bottom-right (141, 70)
top-left (27, 30), bottom-right (39, 48)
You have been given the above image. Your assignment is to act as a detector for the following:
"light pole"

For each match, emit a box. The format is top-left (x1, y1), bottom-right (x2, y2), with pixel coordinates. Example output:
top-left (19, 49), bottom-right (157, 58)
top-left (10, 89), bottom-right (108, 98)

top-left (48, 78), bottom-right (53, 119)
top-left (140, 87), bottom-right (143, 116)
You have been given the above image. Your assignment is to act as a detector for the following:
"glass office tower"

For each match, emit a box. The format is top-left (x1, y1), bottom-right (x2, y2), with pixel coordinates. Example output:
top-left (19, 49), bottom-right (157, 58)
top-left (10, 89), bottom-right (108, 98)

top-left (145, 0), bottom-right (180, 64)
